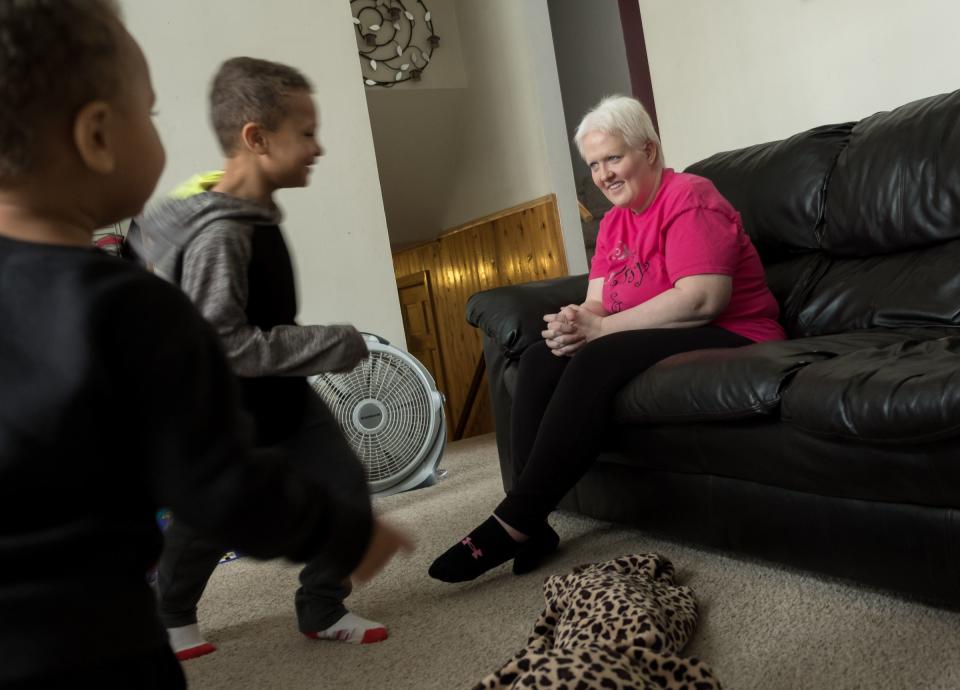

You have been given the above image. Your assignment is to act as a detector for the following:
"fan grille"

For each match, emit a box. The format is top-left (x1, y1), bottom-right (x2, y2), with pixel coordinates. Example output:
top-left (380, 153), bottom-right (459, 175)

top-left (311, 349), bottom-right (434, 487)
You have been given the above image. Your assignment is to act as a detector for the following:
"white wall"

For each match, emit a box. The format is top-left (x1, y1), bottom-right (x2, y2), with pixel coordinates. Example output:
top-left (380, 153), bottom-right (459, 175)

top-left (639, 0), bottom-right (960, 170)
top-left (367, 89), bottom-right (468, 247)
top-left (436, 0), bottom-right (548, 229)
top-left (548, 0), bottom-right (632, 183)
top-left (364, 0), bottom-right (468, 248)
top-left (122, 0), bottom-right (406, 347)
top-left (442, 0), bottom-right (586, 273)
top-left (366, 0), bottom-right (587, 274)
top-left (520, 0), bottom-right (587, 275)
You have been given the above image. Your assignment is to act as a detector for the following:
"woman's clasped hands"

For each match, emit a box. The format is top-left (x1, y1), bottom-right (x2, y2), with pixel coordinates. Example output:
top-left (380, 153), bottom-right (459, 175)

top-left (542, 304), bottom-right (605, 356)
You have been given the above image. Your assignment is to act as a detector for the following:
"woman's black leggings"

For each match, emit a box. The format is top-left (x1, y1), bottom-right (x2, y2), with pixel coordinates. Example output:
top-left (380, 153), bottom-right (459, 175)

top-left (494, 326), bottom-right (751, 534)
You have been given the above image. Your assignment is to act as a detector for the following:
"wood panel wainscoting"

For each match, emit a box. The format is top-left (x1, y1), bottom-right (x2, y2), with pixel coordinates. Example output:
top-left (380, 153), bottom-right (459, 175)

top-left (393, 194), bottom-right (569, 440)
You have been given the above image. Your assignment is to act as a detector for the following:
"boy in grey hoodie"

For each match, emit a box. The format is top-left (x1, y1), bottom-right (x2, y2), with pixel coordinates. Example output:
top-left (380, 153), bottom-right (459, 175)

top-left (133, 57), bottom-right (401, 658)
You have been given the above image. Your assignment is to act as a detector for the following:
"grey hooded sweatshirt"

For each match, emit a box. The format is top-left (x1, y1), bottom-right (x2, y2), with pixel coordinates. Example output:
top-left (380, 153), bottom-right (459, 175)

top-left (133, 190), bottom-right (367, 380)
top-left (133, 189), bottom-right (368, 444)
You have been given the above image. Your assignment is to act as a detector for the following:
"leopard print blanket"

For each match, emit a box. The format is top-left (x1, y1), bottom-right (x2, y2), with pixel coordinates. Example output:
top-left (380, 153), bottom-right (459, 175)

top-left (474, 553), bottom-right (722, 690)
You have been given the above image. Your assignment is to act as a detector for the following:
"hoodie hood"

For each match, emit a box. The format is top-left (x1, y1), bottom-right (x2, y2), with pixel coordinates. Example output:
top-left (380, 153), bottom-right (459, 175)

top-left (130, 172), bottom-right (282, 284)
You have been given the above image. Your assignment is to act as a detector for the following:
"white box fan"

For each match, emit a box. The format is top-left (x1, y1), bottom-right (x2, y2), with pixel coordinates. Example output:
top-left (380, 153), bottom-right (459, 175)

top-left (309, 334), bottom-right (446, 496)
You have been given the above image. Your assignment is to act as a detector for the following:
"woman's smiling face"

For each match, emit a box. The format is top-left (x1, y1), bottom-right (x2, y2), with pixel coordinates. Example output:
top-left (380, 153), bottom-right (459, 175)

top-left (582, 130), bottom-right (660, 213)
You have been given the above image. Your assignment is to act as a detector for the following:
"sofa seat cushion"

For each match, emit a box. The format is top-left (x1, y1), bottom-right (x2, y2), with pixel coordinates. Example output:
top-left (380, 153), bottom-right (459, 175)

top-left (781, 336), bottom-right (960, 443)
top-left (614, 330), bottom-right (921, 424)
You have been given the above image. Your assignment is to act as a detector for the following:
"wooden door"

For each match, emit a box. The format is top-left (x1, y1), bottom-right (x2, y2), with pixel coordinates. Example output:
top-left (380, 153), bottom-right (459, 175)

top-left (396, 271), bottom-right (452, 430)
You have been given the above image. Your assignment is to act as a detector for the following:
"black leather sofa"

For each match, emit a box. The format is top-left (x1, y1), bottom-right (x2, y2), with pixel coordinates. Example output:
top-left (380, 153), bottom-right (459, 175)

top-left (466, 90), bottom-right (960, 606)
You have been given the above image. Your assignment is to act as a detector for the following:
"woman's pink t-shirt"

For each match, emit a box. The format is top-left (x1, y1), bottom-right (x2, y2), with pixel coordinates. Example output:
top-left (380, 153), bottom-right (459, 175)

top-left (588, 169), bottom-right (785, 343)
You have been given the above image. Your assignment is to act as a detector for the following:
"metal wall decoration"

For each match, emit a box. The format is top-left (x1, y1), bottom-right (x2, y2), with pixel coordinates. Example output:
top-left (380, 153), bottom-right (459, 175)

top-left (352, 0), bottom-right (439, 87)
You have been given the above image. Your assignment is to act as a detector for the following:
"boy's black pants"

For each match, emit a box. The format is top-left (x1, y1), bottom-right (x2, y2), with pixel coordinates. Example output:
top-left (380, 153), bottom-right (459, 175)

top-left (157, 390), bottom-right (361, 633)
top-left (156, 518), bottom-right (350, 632)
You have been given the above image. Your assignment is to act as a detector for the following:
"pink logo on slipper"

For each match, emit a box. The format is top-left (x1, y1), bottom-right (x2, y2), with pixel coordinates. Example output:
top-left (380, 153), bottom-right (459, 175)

top-left (461, 537), bottom-right (483, 559)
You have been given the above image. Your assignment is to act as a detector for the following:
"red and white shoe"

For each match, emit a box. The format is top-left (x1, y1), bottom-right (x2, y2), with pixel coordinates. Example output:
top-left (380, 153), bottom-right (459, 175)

top-left (167, 623), bottom-right (217, 661)
top-left (303, 612), bottom-right (388, 645)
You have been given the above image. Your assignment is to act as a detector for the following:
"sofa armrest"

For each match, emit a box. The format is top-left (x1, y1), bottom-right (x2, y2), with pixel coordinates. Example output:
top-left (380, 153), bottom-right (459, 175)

top-left (466, 274), bottom-right (589, 359)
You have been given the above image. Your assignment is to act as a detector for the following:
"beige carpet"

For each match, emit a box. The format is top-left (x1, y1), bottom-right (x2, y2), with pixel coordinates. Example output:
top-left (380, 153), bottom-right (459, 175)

top-left (184, 433), bottom-right (960, 689)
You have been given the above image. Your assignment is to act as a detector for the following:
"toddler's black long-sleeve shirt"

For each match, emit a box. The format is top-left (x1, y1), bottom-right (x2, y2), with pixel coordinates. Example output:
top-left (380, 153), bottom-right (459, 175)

top-left (0, 236), bottom-right (372, 682)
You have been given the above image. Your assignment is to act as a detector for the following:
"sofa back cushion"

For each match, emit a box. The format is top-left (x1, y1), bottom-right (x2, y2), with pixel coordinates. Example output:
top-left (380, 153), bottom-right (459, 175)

top-left (685, 123), bottom-right (851, 262)
top-left (688, 89), bottom-right (960, 338)
top-left (824, 90), bottom-right (960, 256)
top-left (792, 240), bottom-right (960, 336)
top-left (686, 124), bottom-right (851, 337)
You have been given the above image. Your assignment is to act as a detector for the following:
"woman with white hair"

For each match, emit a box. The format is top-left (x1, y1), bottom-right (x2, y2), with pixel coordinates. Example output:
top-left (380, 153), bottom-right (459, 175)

top-left (430, 95), bottom-right (784, 583)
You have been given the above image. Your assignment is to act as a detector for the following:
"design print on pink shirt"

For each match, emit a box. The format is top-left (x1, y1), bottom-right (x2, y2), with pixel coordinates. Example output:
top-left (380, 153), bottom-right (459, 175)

top-left (606, 241), bottom-right (650, 313)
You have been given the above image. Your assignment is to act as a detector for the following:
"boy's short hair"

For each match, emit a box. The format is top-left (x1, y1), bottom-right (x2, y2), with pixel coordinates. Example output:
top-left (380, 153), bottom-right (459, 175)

top-left (0, 0), bottom-right (122, 182)
top-left (210, 57), bottom-right (313, 155)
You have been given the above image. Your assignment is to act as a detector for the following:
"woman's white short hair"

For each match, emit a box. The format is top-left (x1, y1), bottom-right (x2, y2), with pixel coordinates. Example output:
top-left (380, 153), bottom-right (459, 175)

top-left (574, 95), bottom-right (663, 166)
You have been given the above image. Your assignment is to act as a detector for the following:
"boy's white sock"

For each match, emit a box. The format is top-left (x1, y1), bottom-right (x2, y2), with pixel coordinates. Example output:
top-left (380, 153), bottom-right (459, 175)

top-left (167, 623), bottom-right (217, 660)
top-left (304, 612), bottom-right (388, 645)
